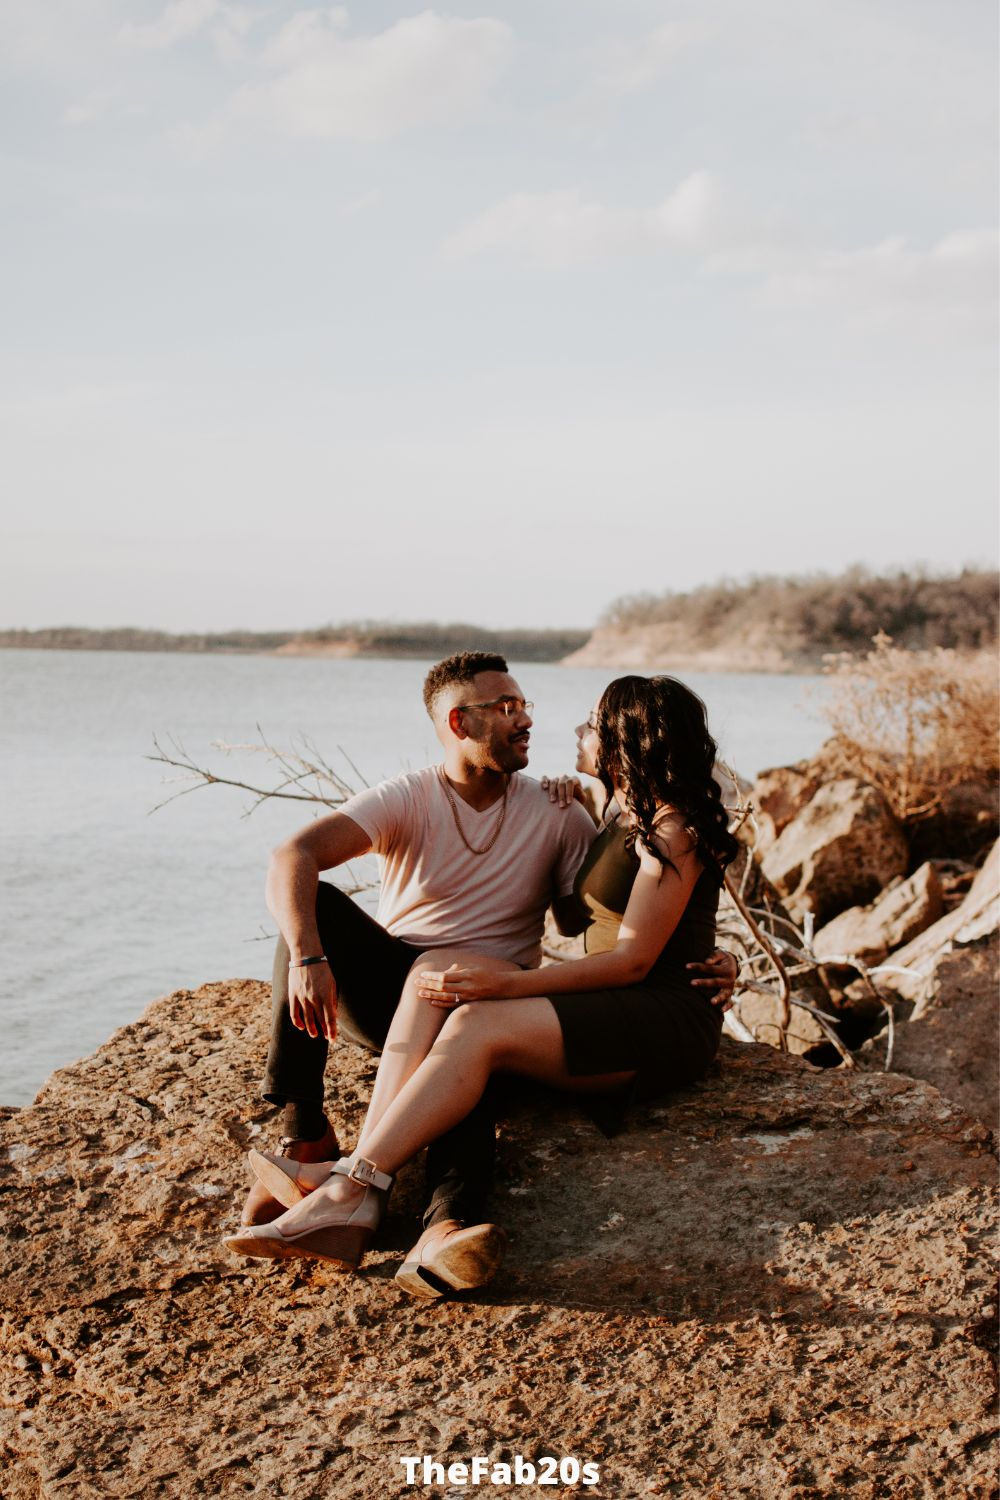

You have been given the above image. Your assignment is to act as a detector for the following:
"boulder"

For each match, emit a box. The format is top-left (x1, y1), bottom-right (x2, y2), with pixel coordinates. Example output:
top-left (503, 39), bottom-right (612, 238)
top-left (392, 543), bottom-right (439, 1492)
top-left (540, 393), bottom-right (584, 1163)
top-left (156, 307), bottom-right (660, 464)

top-left (875, 840), bottom-right (999, 1001)
top-left (1, 980), bottom-right (996, 1498)
top-left (751, 760), bottom-right (825, 849)
top-left (760, 777), bottom-right (908, 926)
top-left (861, 934), bottom-right (998, 1134)
top-left (812, 862), bottom-right (944, 969)
top-left (907, 775), bottom-right (1000, 867)
top-left (729, 990), bottom-right (828, 1055)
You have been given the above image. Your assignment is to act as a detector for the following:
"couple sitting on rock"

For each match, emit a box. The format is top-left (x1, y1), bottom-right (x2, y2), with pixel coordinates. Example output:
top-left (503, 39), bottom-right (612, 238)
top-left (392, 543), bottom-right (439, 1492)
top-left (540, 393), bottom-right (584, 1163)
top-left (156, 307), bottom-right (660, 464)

top-left (224, 651), bottom-right (739, 1296)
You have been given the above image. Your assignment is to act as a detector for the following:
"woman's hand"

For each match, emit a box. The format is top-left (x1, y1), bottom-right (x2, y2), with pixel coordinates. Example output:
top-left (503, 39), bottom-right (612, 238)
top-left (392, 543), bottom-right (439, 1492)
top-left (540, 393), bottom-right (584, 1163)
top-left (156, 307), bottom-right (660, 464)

top-left (540, 774), bottom-right (585, 808)
top-left (416, 963), bottom-right (507, 1007)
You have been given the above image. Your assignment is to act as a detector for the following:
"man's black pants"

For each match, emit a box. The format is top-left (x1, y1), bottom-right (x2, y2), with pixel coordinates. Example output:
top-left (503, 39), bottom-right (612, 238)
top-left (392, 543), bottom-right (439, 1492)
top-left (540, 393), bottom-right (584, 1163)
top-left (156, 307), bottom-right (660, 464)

top-left (263, 881), bottom-right (498, 1230)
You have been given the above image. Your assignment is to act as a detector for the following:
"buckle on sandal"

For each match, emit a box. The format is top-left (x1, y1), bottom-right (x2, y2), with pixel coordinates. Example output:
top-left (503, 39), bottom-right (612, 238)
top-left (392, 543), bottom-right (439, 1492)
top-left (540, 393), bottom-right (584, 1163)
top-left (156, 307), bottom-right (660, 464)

top-left (348, 1156), bottom-right (391, 1191)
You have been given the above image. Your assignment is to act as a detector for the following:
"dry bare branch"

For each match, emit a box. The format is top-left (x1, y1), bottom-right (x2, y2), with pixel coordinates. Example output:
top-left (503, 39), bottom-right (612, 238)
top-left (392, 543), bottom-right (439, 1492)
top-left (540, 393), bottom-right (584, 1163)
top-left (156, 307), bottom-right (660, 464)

top-left (724, 873), bottom-right (792, 1044)
top-left (147, 732), bottom-right (356, 816)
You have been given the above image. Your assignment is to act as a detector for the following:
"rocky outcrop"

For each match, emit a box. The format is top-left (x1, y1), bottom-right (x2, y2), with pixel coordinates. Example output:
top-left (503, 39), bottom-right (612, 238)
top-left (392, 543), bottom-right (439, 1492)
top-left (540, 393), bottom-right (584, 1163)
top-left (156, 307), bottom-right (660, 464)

top-left (2, 981), bottom-right (996, 1498)
top-left (751, 761), bottom-right (826, 848)
top-left (726, 988), bottom-right (828, 1055)
top-left (813, 862), bottom-right (944, 969)
top-left (908, 776), bottom-right (1000, 867)
top-left (875, 841), bottom-right (1000, 1001)
top-left (760, 778), bottom-right (908, 925)
top-left (561, 624), bottom-right (811, 672)
top-left (863, 935), bottom-right (999, 1135)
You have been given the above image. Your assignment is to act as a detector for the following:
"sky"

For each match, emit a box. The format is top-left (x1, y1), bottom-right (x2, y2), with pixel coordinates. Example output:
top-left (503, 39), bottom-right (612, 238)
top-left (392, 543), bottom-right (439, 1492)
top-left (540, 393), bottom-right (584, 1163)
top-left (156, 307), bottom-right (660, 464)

top-left (1, 0), bottom-right (997, 631)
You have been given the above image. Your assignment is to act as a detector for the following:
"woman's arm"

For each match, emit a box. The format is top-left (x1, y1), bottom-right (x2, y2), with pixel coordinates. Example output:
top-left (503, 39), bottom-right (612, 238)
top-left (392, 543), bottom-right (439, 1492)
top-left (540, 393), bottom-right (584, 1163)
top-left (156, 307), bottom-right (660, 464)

top-left (417, 825), bottom-right (703, 1005)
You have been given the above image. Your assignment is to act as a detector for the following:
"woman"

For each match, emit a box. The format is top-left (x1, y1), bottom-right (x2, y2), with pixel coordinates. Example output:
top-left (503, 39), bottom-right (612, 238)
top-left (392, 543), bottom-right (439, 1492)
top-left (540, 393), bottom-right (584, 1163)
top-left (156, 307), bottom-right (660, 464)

top-left (224, 675), bottom-right (739, 1279)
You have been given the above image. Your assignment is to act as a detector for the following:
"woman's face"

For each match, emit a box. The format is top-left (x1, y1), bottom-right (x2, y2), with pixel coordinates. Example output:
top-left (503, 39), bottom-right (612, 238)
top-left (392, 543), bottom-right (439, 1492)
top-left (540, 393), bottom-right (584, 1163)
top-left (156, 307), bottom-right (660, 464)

top-left (574, 703), bottom-right (600, 779)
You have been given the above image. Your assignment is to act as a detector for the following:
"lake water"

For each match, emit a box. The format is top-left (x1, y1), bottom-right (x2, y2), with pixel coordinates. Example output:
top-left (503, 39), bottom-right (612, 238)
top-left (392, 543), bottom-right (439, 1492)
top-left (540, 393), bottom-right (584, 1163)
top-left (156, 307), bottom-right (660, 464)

top-left (0, 650), bottom-right (831, 1105)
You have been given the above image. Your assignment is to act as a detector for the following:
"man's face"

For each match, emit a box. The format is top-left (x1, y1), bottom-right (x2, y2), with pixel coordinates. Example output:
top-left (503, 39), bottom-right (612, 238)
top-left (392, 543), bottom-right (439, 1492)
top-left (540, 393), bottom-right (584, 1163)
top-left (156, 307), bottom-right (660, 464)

top-left (452, 671), bottom-right (533, 773)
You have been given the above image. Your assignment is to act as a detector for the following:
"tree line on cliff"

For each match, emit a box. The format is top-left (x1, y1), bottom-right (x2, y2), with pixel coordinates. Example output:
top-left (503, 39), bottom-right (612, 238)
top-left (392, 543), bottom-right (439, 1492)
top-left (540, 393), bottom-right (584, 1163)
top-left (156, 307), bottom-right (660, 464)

top-left (601, 566), bottom-right (997, 654)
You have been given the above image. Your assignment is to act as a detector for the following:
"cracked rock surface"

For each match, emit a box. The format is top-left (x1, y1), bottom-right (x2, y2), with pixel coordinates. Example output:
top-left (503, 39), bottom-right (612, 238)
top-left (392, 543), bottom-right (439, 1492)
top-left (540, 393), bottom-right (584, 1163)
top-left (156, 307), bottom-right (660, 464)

top-left (1, 980), bottom-right (996, 1498)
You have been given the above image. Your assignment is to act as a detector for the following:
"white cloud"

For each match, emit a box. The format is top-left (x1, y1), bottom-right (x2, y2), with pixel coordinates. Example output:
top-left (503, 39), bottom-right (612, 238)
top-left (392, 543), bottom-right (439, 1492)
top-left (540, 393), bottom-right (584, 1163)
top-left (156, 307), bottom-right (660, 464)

top-left (208, 4), bottom-right (256, 66)
top-left (340, 188), bottom-right (382, 217)
top-left (763, 229), bottom-right (1000, 332)
top-left (213, 8), bottom-right (513, 143)
top-left (597, 20), bottom-right (713, 96)
top-left (444, 172), bottom-right (775, 268)
top-left (118, 0), bottom-right (220, 53)
top-left (652, 171), bottom-right (726, 250)
top-left (63, 93), bottom-right (109, 126)
top-left (445, 176), bottom-right (998, 340)
top-left (444, 189), bottom-right (633, 267)
top-left (0, 0), bottom-right (118, 75)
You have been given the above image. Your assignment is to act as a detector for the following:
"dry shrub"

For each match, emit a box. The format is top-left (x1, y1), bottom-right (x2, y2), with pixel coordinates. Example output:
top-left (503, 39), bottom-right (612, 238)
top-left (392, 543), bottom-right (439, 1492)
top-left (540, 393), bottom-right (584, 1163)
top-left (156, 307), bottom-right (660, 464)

top-left (822, 634), bottom-right (999, 824)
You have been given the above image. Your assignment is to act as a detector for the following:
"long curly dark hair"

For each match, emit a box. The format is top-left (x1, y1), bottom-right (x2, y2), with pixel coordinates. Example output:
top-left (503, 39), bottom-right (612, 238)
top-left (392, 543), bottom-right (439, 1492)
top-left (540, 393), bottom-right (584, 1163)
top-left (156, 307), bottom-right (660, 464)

top-left (595, 675), bottom-right (738, 882)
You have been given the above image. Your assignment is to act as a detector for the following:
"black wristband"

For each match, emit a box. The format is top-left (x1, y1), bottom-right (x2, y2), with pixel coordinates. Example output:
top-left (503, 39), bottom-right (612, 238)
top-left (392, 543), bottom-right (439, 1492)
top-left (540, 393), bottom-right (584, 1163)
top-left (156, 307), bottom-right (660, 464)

top-left (289, 955), bottom-right (329, 969)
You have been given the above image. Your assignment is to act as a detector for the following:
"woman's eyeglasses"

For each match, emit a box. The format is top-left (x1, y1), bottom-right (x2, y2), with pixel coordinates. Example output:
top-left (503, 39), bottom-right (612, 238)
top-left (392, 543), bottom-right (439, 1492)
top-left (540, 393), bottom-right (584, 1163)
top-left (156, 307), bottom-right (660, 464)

top-left (457, 696), bottom-right (533, 718)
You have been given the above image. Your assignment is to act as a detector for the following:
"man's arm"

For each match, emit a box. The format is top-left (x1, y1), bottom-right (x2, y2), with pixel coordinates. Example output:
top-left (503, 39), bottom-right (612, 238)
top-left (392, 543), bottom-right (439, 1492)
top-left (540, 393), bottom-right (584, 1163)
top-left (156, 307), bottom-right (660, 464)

top-left (266, 811), bottom-right (372, 1041)
top-left (547, 791), bottom-right (600, 938)
top-left (550, 893), bottom-right (590, 937)
top-left (687, 950), bottom-right (739, 1009)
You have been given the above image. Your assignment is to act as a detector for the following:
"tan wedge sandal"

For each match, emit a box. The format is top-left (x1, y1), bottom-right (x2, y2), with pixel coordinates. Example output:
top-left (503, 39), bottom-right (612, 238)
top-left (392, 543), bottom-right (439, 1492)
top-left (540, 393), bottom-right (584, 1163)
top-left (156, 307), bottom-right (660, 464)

top-left (246, 1146), bottom-right (350, 1211)
top-left (222, 1156), bottom-right (392, 1270)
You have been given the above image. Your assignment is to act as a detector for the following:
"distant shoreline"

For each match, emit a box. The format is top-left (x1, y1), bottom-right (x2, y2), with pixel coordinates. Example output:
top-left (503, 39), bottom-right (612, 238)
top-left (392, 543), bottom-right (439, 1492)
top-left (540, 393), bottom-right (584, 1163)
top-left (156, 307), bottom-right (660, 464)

top-left (4, 635), bottom-right (994, 675)
top-left (0, 625), bottom-right (589, 664)
top-left (0, 638), bottom-right (822, 672)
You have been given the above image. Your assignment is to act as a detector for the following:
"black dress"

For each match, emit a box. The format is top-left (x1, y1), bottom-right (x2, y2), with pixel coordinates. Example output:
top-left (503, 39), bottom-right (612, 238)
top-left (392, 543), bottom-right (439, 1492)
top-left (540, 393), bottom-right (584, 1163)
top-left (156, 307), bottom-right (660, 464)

top-left (545, 816), bottom-right (723, 1096)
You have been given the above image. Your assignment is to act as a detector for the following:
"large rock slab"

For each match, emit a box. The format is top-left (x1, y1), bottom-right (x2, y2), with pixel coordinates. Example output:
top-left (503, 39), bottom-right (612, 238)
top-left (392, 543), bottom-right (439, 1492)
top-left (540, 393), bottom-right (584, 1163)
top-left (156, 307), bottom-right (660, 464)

top-left (1, 981), bottom-right (996, 1499)
top-left (863, 935), bottom-right (999, 1135)
top-left (752, 760), bottom-right (826, 849)
top-left (813, 861), bottom-right (944, 969)
top-left (908, 776), bottom-right (1000, 867)
top-left (761, 778), bottom-right (908, 926)
top-left (877, 841), bottom-right (1000, 1001)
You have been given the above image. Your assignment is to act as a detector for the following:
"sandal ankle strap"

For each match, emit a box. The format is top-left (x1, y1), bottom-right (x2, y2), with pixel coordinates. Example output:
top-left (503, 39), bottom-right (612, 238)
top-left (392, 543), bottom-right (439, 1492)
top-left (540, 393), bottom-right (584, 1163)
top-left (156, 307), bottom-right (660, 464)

top-left (332, 1155), bottom-right (393, 1192)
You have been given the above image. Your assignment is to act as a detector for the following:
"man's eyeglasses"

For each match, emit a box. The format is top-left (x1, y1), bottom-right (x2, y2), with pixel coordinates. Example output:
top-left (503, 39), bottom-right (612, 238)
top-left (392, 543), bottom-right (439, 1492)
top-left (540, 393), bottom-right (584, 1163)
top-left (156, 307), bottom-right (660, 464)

top-left (457, 696), bottom-right (533, 718)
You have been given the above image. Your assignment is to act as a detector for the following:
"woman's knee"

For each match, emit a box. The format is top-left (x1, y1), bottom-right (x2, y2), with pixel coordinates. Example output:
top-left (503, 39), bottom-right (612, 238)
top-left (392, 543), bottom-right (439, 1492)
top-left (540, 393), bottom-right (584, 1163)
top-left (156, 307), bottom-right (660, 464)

top-left (438, 1001), bottom-right (507, 1059)
top-left (409, 947), bottom-right (472, 973)
top-left (400, 949), bottom-right (465, 1007)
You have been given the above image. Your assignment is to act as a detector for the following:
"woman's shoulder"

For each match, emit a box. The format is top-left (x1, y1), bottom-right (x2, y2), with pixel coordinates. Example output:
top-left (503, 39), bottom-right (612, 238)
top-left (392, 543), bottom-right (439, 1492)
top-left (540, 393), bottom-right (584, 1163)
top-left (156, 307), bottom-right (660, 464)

top-left (640, 808), bottom-right (699, 866)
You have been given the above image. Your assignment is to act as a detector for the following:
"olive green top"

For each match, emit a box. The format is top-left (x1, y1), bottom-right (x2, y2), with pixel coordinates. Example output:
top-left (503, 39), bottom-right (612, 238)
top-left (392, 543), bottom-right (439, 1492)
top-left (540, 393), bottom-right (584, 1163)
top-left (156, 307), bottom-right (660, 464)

top-left (570, 815), bottom-right (720, 978)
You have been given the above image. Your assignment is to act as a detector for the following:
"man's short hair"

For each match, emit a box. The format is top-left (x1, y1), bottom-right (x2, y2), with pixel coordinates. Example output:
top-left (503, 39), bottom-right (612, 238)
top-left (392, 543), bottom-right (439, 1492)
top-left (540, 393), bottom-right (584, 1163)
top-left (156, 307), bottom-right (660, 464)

top-left (422, 651), bottom-right (509, 716)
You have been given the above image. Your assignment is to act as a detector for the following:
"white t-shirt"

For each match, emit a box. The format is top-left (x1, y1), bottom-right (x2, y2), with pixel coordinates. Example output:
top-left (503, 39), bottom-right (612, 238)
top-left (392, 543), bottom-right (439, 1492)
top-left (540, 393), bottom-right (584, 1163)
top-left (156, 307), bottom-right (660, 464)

top-left (338, 767), bottom-right (597, 968)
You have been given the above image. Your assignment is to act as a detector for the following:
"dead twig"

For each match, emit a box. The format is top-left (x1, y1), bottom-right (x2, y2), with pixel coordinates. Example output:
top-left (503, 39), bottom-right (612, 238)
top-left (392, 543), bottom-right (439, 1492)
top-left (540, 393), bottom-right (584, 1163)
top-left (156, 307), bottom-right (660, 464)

top-left (147, 732), bottom-right (355, 816)
top-left (733, 980), bottom-right (856, 1068)
top-left (724, 872), bottom-right (792, 1046)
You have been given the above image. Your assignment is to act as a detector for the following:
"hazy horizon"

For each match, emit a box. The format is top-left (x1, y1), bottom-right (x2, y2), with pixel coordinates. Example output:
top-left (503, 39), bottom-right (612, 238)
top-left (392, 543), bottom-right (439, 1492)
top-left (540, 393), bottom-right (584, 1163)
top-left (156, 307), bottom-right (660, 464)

top-left (3, 560), bottom-right (996, 639)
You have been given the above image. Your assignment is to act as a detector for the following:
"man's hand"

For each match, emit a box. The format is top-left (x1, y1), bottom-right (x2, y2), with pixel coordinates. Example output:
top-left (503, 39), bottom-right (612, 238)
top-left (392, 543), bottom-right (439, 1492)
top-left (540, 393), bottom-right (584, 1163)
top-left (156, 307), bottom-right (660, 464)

top-left (288, 962), bottom-right (338, 1041)
top-left (687, 948), bottom-right (739, 1011)
top-left (540, 774), bottom-right (585, 809)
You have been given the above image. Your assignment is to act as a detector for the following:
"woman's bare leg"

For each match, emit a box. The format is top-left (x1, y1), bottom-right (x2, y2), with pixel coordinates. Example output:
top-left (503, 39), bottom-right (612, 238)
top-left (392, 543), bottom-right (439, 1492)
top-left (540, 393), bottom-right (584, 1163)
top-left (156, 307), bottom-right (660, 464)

top-left (283, 948), bottom-right (518, 1193)
top-left (357, 949), bottom-right (519, 1150)
top-left (270, 996), bottom-right (633, 1232)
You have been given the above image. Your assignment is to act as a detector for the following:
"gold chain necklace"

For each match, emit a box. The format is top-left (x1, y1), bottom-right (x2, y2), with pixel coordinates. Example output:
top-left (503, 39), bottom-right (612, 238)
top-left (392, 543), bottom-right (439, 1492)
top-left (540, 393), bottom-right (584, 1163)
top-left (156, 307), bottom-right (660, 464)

top-left (439, 768), bottom-right (510, 856)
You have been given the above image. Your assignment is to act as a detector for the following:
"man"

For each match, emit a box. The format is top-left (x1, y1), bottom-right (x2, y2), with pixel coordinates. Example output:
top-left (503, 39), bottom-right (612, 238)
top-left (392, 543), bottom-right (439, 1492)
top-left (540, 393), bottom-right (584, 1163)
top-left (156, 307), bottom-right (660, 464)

top-left (246, 650), bottom-right (734, 1296)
